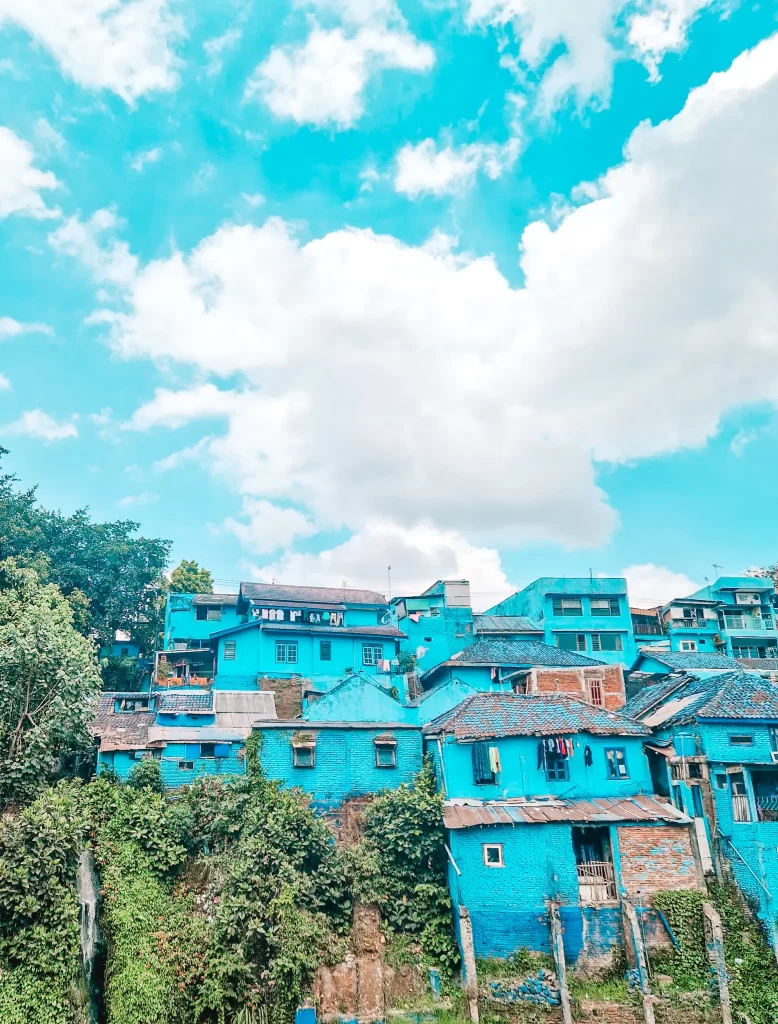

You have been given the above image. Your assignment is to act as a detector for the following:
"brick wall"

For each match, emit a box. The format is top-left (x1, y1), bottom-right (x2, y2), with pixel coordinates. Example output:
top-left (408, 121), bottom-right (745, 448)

top-left (532, 666), bottom-right (626, 710)
top-left (616, 825), bottom-right (702, 898)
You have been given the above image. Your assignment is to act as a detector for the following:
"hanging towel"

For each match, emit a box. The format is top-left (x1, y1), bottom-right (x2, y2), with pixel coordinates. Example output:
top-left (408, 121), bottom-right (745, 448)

top-left (584, 745), bottom-right (593, 767)
top-left (488, 746), bottom-right (501, 774)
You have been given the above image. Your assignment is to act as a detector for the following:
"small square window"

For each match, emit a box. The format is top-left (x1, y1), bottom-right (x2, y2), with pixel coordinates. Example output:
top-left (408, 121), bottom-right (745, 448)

top-left (178, 760), bottom-right (194, 770)
top-left (200, 743), bottom-right (216, 758)
top-left (715, 774), bottom-right (728, 789)
top-left (545, 753), bottom-right (569, 781)
top-left (375, 742), bottom-right (397, 768)
top-left (483, 844), bottom-right (504, 867)
top-left (276, 642), bottom-right (299, 664)
top-left (293, 744), bottom-right (315, 767)
top-left (223, 641), bottom-right (237, 660)
top-left (680, 640), bottom-right (698, 652)
top-left (605, 748), bottom-right (629, 780)
top-left (362, 644), bottom-right (383, 666)
top-left (320, 640), bottom-right (332, 662)
top-left (687, 762), bottom-right (703, 779)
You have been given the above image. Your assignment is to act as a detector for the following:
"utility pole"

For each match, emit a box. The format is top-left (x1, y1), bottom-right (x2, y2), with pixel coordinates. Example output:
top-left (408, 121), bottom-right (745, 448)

top-left (387, 565), bottom-right (392, 601)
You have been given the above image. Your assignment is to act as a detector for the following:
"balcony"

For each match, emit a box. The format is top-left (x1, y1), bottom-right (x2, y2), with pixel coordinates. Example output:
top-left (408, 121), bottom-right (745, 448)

top-left (577, 861), bottom-right (617, 902)
top-left (756, 796), bottom-right (778, 823)
top-left (670, 618), bottom-right (715, 630)
top-left (723, 615), bottom-right (775, 632)
top-left (632, 622), bottom-right (663, 635)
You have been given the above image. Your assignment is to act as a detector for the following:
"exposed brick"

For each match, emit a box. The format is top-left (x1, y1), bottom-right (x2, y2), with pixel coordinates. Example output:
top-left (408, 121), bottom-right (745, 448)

top-left (532, 666), bottom-right (626, 710)
top-left (616, 826), bottom-right (703, 898)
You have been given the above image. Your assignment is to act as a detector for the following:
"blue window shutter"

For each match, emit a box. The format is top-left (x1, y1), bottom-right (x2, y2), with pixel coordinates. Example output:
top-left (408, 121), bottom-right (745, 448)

top-left (214, 743), bottom-right (230, 758)
top-left (186, 743), bottom-right (200, 759)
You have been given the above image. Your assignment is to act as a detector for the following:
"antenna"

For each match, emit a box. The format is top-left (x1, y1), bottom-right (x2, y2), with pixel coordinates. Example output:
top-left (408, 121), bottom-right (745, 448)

top-left (387, 565), bottom-right (392, 601)
top-left (713, 564), bottom-right (723, 581)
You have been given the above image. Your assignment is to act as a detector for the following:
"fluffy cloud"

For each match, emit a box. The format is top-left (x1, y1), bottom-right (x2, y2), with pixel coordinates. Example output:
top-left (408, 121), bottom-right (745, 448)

top-left (466, 0), bottom-right (717, 111)
top-left (0, 0), bottom-right (183, 102)
top-left (621, 564), bottom-right (700, 608)
top-left (81, 35), bottom-right (778, 557)
top-left (116, 490), bottom-right (159, 507)
top-left (130, 147), bottom-right (162, 172)
top-left (0, 317), bottom-right (52, 339)
top-left (203, 27), bottom-right (242, 77)
top-left (252, 521), bottom-right (512, 611)
top-left (3, 409), bottom-right (78, 441)
top-left (249, 26), bottom-right (433, 128)
top-left (395, 137), bottom-right (520, 198)
top-left (224, 498), bottom-right (317, 554)
top-left (0, 127), bottom-right (58, 219)
top-left (0, 373), bottom-right (10, 390)
top-left (49, 209), bottom-right (137, 287)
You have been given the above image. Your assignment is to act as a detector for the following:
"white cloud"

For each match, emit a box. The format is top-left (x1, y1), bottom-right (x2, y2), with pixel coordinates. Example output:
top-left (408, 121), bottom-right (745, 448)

top-left (241, 192), bottom-right (265, 208)
top-left (0, 317), bottom-right (52, 339)
top-left (3, 409), bottom-right (78, 441)
top-left (0, 126), bottom-right (58, 219)
top-left (76, 35), bottom-right (778, 555)
top-left (467, 0), bottom-right (718, 111)
top-left (253, 520), bottom-right (512, 611)
top-left (49, 209), bottom-right (137, 287)
top-left (90, 407), bottom-right (113, 426)
top-left (152, 435), bottom-right (213, 472)
top-left (0, 0), bottom-right (183, 102)
top-left (395, 136), bottom-right (520, 198)
top-left (203, 26), bottom-right (242, 76)
top-left (116, 490), bottom-right (159, 507)
top-left (225, 498), bottom-right (316, 554)
top-left (130, 147), bottom-right (162, 172)
top-left (249, 26), bottom-right (434, 128)
top-left (0, 373), bottom-right (10, 390)
top-left (621, 563), bottom-right (700, 608)
top-left (34, 117), bottom-right (65, 152)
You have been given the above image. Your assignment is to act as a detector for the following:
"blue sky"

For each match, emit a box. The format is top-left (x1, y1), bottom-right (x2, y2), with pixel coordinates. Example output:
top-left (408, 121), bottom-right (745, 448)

top-left (2, 0), bottom-right (778, 610)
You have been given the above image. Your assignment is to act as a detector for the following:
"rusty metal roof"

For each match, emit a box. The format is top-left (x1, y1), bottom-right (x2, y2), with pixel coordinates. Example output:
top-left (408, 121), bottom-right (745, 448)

top-left (442, 794), bottom-right (690, 829)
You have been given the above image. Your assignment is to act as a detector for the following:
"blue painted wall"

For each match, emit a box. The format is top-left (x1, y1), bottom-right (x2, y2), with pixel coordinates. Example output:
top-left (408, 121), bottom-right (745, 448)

top-left (486, 578), bottom-right (635, 667)
top-left (255, 725), bottom-right (423, 807)
top-left (686, 577), bottom-right (778, 659)
top-left (214, 624), bottom-right (401, 690)
top-left (434, 732), bottom-right (653, 802)
top-left (391, 587), bottom-right (475, 673)
top-left (303, 675), bottom-right (414, 723)
top-left (98, 744), bottom-right (246, 786)
top-left (163, 593), bottom-right (242, 649)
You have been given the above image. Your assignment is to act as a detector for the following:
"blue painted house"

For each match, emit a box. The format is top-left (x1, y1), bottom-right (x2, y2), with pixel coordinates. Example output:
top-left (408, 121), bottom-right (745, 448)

top-left (211, 582), bottom-right (404, 691)
top-left (423, 693), bottom-right (703, 967)
top-left (390, 579), bottom-right (477, 673)
top-left (681, 576), bottom-right (778, 661)
top-left (485, 578), bottom-right (637, 667)
top-left (624, 670), bottom-right (778, 949)
top-left (629, 648), bottom-right (742, 677)
top-left (163, 592), bottom-right (242, 650)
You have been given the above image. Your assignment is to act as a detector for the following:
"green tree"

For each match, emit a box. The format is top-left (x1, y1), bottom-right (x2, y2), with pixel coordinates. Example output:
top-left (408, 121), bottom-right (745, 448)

top-left (0, 448), bottom-right (171, 653)
top-left (167, 559), bottom-right (214, 595)
top-left (0, 559), bottom-right (102, 806)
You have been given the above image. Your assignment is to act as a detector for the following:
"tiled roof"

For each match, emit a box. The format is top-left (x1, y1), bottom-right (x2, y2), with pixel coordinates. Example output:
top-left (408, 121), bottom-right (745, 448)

top-left (240, 582), bottom-right (387, 606)
top-left (473, 615), bottom-right (543, 634)
top-left (157, 692), bottom-right (213, 713)
top-left (740, 658), bottom-right (778, 671)
top-left (637, 649), bottom-right (741, 671)
top-left (439, 636), bottom-right (603, 669)
top-left (423, 693), bottom-right (648, 739)
top-left (212, 620), bottom-right (405, 639)
top-left (624, 671), bottom-right (778, 728)
top-left (443, 794), bottom-right (689, 829)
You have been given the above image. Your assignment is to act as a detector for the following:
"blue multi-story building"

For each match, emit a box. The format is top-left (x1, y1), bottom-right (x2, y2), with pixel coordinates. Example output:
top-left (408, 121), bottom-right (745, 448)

top-left (163, 592), bottom-right (242, 650)
top-left (423, 692), bottom-right (703, 966)
top-left (390, 579), bottom-right (476, 673)
top-left (485, 578), bottom-right (637, 667)
top-left (682, 576), bottom-right (778, 661)
top-left (624, 670), bottom-right (778, 949)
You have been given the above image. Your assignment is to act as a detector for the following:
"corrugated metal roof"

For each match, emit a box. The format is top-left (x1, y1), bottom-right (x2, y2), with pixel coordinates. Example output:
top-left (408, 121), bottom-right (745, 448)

top-left (423, 693), bottom-right (648, 738)
top-left (240, 582), bottom-right (387, 606)
top-left (191, 593), bottom-right (239, 606)
top-left (212, 620), bottom-right (405, 639)
top-left (147, 726), bottom-right (247, 744)
top-left (473, 615), bottom-right (543, 634)
top-left (442, 794), bottom-right (690, 829)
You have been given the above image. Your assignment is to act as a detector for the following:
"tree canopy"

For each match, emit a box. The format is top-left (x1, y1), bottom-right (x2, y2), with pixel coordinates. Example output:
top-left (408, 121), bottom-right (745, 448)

top-left (167, 559), bottom-right (214, 595)
top-left (0, 448), bottom-right (171, 653)
top-left (0, 560), bottom-right (102, 806)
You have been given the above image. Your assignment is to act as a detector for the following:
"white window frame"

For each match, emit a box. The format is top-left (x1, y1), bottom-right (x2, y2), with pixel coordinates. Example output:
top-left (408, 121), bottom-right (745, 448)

top-left (374, 741), bottom-right (397, 768)
top-left (590, 597), bottom-right (620, 617)
top-left (292, 744), bottom-right (315, 767)
top-left (276, 642), bottom-right (299, 664)
top-left (362, 644), bottom-right (383, 666)
top-left (680, 640), bottom-right (697, 652)
top-left (483, 843), bottom-right (504, 868)
top-left (223, 640), bottom-right (237, 660)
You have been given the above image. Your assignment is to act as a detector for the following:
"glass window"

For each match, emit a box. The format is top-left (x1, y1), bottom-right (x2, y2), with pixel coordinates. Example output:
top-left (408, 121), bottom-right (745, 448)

top-left (177, 760), bottom-right (194, 770)
top-left (715, 774), bottom-right (728, 789)
top-left (293, 744), bottom-right (315, 767)
top-left (591, 633), bottom-right (623, 652)
top-left (605, 748), bottom-right (629, 779)
top-left (362, 644), bottom-right (383, 666)
top-left (200, 743), bottom-right (216, 758)
top-left (374, 742), bottom-right (397, 768)
top-left (557, 633), bottom-right (586, 652)
top-left (590, 598), bottom-right (620, 616)
top-left (320, 640), bottom-right (332, 661)
top-left (483, 844), bottom-right (504, 867)
top-left (729, 734), bottom-right (754, 746)
top-left (680, 640), bottom-right (698, 651)
top-left (114, 697), bottom-right (149, 713)
top-left (545, 753), bottom-right (569, 781)
top-left (223, 641), bottom-right (236, 660)
top-left (552, 597), bottom-right (583, 616)
top-left (196, 605), bottom-right (223, 622)
top-left (276, 642), bottom-right (299, 664)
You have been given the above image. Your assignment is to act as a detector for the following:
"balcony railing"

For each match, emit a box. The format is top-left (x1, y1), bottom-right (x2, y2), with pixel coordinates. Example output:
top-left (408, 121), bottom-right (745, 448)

top-left (671, 618), bottom-right (714, 630)
top-left (577, 861), bottom-right (617, 902)
top-left (724, 616), bottom-right (775, 632)
top-left (632, 622), bottom-right (663, 635)
top-left (756, 795), bottom-right (778, 822)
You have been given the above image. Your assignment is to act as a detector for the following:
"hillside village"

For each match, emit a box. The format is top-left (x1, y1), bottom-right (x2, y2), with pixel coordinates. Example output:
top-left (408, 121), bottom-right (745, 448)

top-left (87, 572), bottom-right (778, 1023)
